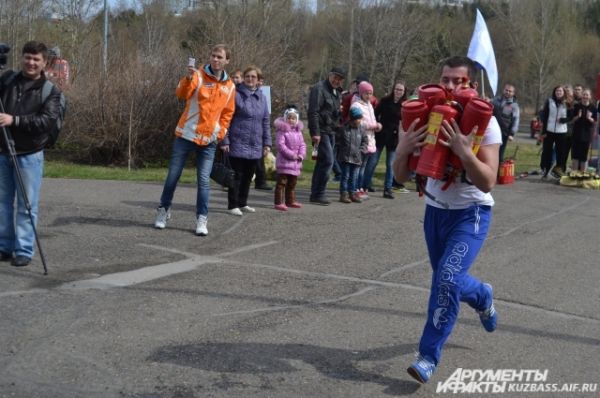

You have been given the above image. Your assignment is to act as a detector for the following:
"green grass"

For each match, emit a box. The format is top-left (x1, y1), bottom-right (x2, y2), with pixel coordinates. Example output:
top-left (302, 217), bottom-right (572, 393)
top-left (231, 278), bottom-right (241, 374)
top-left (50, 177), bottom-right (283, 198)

top-left (44, 161), bottom-right (198, 184)
top-left (43, 136), bottom-right (596, 187)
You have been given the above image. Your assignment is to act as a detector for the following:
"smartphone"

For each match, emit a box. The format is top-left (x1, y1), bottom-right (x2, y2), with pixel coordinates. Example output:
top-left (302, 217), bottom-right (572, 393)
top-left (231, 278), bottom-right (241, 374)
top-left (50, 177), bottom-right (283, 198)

top-left (187, 57), bottom-right (196, 68)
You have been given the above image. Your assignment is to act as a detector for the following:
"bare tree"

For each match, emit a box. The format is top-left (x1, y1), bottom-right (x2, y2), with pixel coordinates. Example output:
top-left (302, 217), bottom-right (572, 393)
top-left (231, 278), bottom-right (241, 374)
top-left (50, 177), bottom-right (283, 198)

top-left (1, 0), bottom-right (596, 164)
top-left (488, 0), bottom-right (578, 110)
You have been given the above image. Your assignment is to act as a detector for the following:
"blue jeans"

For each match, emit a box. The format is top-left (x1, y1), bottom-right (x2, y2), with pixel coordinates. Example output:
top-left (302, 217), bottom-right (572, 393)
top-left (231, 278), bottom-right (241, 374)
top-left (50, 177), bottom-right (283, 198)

top-left (374, 146), bottom-right (396, 190)
top-left (159, 137), bottom-right (216, 217)
top-left (310, 134), bottom-right (335, 199)
top-left (0, 151), bottom-right (44, 258)
top-left (339, 162), bottom-right (359, 194)
top-left (357, 152), bottom-right (377, 190)
top-left (419, 204), bottom-right (492, 365)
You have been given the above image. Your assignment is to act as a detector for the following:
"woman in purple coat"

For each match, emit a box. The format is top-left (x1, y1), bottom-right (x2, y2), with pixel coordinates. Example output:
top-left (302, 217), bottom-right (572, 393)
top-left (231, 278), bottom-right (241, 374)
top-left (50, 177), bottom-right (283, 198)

top-left (221, 66), bottom-right (272, 215)
top-left (273, 106), bottom-right (306, 211)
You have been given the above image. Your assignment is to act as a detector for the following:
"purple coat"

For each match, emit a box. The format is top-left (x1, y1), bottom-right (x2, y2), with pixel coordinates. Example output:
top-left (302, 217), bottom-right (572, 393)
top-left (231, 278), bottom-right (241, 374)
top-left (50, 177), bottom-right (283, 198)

top-left (275, 117), bottom-right (306, 176)
top-left (222, 84), bottom-right (271, 159)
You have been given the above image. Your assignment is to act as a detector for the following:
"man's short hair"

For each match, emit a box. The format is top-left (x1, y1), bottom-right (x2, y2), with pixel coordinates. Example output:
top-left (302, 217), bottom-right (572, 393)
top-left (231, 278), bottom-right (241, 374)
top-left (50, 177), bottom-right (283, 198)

top-left (353, 73), bottom-right (369, 84)
top-left (440, 56), bottom-right (477, 82)
top-left (22, 41), bottom-right (48, 60)
top-left (211, 44), bottom-right (231, 60)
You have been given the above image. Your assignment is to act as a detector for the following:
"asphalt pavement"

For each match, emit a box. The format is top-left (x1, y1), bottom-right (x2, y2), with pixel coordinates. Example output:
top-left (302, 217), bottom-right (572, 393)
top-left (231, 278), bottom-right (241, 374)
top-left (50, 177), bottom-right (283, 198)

top-left (0, 175), bottom-right (598, 398)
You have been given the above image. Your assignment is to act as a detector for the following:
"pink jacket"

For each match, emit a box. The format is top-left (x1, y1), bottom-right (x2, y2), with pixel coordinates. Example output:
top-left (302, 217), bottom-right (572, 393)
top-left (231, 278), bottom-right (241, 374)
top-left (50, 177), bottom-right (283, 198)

top-left (275, 117), bottom-right (306, 176)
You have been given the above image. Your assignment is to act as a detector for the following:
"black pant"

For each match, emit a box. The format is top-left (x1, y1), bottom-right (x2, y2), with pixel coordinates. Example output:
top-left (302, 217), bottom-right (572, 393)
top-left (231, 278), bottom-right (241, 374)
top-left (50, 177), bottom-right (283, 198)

top-left (228, 157), bottom-right (258, 209)
top-left (540, 132), bottom-right (568, 173)
top-left (254, 156), bottom-right (267, 187)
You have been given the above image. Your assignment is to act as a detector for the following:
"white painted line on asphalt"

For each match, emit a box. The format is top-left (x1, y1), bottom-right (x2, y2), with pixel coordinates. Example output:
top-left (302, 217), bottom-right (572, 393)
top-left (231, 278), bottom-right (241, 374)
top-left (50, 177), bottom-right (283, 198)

top-left (137, 244), bottom-right (200, 257)
top-left (379, 259), bottom-right (429, 277)
top-left (58, 241), bottom-right (279, 290)
top-left (60, 257), bottom-right (222, 290)
top-left (499, 299), bottom-right (600, 324)
top-left (221, 259), bottom-right (429, 291)
top-left (0, 288), bottom-right (49, 298)
top-left (379, 197), bottom-right (591, 278)
top-left (222, 217), bottom-right (245, 235)
top-left (491, 197), bottom-right (590, 239)
top-left (213, 286), bottom-right (379, 317)
top-left (219, 241), bottom-right (279, 257)
top-left (212, 260), bottom-right (600, 325)
top-left (6, 238), bottom-right (599, 326)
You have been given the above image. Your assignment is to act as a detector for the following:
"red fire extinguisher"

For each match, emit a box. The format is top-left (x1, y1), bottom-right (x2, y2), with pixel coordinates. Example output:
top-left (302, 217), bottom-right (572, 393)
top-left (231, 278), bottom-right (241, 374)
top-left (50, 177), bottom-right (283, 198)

top-left (418, 84), bottom-right (448, 109)
top-left (416, 102), bottom-right (459, 180)
top-left (452, 84), bottom-right (478, 111)
top-left (447, 97), bottom-right (493, 171)
top-left (401, 99), bottom-right (429, 171)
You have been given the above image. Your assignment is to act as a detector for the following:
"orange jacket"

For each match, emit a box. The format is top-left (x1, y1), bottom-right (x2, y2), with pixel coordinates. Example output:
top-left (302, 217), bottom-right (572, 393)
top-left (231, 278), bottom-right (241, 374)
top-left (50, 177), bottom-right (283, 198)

top-left (175, 65), bottom-right (236, 146)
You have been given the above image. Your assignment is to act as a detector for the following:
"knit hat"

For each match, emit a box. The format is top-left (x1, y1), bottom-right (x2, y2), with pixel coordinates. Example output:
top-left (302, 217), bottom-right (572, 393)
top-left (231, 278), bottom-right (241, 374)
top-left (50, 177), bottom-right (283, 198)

top-left (284, 107), bottom-right (300, 120)
top-left (358, 81), bottom-right (374, 96)
top-left (349, 107), bottom-right (363, 121)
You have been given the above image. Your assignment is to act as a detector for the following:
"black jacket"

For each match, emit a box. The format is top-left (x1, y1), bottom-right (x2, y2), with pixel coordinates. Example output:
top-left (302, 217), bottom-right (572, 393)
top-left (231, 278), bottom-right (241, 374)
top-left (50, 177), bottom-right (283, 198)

top-left (307, 79), bottom-right (342, 137)
top-left (374, 95), bottom-right (402, 150)
top-left (0, 71), bottom-right (62, 155)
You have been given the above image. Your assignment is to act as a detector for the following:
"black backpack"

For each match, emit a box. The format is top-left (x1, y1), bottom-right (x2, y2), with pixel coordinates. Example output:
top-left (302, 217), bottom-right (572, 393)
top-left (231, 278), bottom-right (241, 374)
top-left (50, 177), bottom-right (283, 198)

top-left (0, 70), bottom-right (67, 148)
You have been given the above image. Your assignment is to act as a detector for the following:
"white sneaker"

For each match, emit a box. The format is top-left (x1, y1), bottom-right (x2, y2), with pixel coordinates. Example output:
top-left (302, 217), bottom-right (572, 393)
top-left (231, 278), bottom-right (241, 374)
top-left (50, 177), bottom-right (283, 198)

top-left (240, 205), bottom-right (255, 213)
top-left (195, 215), bottom-right (208, 236)
top-left (228, 208), bottom-right (243, 216)
top-left (154, 207), bottom-right (170, 229)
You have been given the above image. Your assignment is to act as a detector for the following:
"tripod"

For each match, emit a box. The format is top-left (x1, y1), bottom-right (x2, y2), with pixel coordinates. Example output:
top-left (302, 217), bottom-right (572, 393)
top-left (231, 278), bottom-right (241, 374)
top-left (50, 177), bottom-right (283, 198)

top-left (0, 90), bottom-right (48, 275)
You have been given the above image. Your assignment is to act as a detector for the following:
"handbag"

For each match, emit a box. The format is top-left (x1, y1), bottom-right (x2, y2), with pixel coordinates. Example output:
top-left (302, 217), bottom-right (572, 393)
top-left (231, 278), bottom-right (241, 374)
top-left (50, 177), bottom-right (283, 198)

top-left (210, 153), bottom-right (236, 188)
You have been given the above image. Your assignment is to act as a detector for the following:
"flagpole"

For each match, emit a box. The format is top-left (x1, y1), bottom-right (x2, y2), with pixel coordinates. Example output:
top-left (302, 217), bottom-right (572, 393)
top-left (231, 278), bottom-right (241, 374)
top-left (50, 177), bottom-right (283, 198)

top-left (481, 70), bottom-right (485, 98)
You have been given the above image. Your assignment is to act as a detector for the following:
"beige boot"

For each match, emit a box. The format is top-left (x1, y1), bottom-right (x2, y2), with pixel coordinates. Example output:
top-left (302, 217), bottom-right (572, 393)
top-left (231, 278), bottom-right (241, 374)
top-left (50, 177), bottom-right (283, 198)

top-left (339, 192), bottom-right (352, 203)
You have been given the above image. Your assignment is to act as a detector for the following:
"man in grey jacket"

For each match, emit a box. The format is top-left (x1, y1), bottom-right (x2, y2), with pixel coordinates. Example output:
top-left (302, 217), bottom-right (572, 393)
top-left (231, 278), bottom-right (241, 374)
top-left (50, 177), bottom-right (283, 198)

top-left (308, 67), bottom-right (345, 205)
top-left (492, 84), bottom-right (520, 163)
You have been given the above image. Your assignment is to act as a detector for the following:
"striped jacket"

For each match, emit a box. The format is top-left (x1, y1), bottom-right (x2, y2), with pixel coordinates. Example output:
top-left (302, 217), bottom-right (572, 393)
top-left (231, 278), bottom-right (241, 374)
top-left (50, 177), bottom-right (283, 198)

top-left (175, 65), bottom-right (236, 146)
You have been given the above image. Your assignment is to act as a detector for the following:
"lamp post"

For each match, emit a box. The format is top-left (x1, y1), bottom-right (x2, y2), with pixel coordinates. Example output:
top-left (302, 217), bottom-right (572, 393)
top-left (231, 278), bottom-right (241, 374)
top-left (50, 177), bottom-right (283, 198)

top-left (103, 0), bottom-right (108, 74)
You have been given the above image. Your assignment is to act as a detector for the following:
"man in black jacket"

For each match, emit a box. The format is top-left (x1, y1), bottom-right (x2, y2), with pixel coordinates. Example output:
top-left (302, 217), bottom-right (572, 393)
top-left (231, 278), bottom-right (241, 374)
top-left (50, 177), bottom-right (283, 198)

top-left (308, 66), bottom-right (345, 205)
top-left (0, 41), bottom-right (62, 267)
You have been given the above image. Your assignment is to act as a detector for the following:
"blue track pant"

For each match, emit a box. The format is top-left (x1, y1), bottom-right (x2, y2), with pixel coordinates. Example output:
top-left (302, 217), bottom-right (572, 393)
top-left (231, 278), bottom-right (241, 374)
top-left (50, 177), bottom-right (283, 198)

top-left (418, 204), bottom-right (493, 365)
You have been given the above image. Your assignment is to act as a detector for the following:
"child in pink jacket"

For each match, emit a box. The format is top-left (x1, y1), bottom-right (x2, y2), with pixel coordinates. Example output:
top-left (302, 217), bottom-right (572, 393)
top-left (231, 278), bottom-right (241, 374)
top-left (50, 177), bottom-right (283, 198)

top-left (274, 106), bottom-right (306, 211)
top-left (350, 81), bottom-right (382, 196)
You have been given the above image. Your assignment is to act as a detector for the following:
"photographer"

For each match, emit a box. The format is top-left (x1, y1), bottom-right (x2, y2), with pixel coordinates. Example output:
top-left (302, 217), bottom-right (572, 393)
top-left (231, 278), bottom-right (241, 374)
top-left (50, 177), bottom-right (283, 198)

top-left (153, 44), bottom-right (235, 236)
top-left (0, 41), bottom-right (62, 267)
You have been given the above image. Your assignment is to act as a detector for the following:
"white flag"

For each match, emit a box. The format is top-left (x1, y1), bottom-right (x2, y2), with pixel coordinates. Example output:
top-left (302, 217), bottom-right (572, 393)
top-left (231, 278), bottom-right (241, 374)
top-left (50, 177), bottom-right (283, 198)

top-left (467, 9), bottom-right (498, 96)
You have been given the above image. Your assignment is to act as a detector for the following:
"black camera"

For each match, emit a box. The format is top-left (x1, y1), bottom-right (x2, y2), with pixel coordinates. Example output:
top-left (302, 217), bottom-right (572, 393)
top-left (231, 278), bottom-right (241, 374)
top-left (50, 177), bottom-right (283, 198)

top-left (0, 43), bottom-right (10, 69)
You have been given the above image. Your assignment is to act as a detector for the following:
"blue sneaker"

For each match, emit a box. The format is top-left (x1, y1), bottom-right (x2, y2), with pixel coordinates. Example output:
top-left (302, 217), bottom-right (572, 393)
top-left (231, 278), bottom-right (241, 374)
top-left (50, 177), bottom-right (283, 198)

top-left (407, 354), bottom-right (436, 384)
top-left (478, 283), bottom-right (497, 332)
